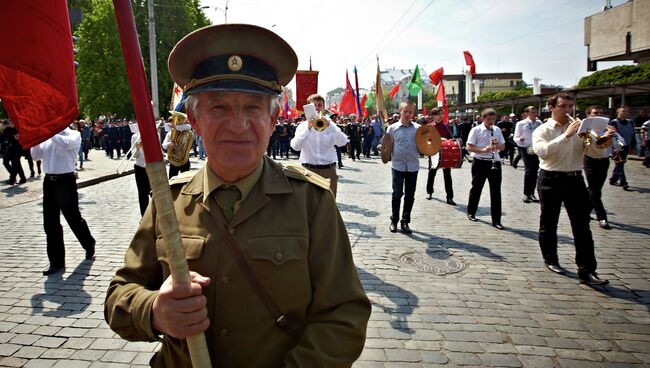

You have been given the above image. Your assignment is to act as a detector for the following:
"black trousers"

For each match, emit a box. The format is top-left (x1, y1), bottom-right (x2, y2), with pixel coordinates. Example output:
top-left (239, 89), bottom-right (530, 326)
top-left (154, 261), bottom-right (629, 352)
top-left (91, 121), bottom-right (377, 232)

top-left (349, 139), bottom-right (361, 160)
top-left (169, 160), bottom-right (190, 179)
top-left (583, 156), bottom-right (610, 222)
top-left (43, 173), bottom-right (95, 267)
top-left (391, 169), bottom-right (418, 224)
top-left (467, 160), bottom-right (502, 224)
top-left (135, 165), bottom-right (151, 216)
top-left (3, 154), bottom-right (25, 182)
top-left (537, 170), bottom-right (596, 273)
top-left (426, 156), bottom-right (453, 198)
top-left (521, 148), bottom-right (540, 196)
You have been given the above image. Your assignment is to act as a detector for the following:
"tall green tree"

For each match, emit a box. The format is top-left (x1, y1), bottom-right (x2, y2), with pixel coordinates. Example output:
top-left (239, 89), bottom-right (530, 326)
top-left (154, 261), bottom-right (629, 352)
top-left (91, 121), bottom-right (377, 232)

top-left (76, 0), bottom-right (210, 118)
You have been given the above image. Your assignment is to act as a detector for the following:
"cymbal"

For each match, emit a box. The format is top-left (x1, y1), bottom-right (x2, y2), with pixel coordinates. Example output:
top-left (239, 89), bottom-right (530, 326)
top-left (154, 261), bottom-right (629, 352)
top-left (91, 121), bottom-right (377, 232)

top-left (415, 124), bottom-right (441, 156)
top-left (380, 133), bottom-right (393, 164)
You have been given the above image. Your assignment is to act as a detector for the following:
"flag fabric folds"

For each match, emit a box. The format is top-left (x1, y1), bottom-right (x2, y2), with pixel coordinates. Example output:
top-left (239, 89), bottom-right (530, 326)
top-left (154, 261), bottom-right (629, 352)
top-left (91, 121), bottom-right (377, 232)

top-left (360, 94), bottom-right (368, 117)
top-left (0, 0), bottom-right (79, 148)
top-left (435, 82), bottom-right (449, 123)
top-left (406, 64), bottom-right (423, 96)
top-left (295, 70), bottom-right (319, 112)
top-left (339, 70), bottom-right (357, 115)
top-left (353, 66), bottom-right (362, 116)
top-left (365, 92), bottom-right (375, 108)
top-left (389, 84), bottom-right (400, 99)
top-left (282, 93), bottom-right (289, 119)
top-left (429, 67), bottom-right (444, 85)
top-left (463, 51), bottom-right (476, 75)
top-left (375, 60), bottom-right (387, 121)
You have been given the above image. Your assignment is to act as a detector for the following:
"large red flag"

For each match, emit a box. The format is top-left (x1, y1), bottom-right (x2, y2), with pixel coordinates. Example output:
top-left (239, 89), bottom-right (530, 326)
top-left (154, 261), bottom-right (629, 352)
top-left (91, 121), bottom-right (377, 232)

top-left (463, 51), bottom-right (476, 75)
top-left (0, 0), bottom-right (79, 148)
top-left (360, 94), bottom-right (368, 117)
top-left (339, 70), bottom-right (357, 115)
top-left (429, 67), bottom-right (444, 85)
top-left (388, 84), bottom-right (400, 99)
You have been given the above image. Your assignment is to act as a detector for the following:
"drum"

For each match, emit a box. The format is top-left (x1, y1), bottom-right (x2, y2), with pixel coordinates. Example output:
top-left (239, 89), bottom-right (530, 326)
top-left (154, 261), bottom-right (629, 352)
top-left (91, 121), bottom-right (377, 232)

top-left (439, 139), bottom-right (464, 168)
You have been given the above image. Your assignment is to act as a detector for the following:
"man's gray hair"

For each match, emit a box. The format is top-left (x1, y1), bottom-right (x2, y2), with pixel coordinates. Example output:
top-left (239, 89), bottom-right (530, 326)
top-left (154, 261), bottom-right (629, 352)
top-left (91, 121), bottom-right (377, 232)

top-left (184, 93), bottom-right (280, 118)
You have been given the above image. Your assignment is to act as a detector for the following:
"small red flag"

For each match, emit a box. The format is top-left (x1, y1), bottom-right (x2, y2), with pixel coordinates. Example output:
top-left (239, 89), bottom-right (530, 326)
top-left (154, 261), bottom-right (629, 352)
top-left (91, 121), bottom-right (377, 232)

top-left (435, 82), bottom-right (449, 124)
top-left (463, 51), bottom-right (476, 75)
top-left (389, 84), bottom-right (400, 99)
top-left (0, 0), bottom-right (79, 148)
top-left (429, 67), bottom-right (444, 85)
top-left (423, 104), bottom-right (428, 116)
top-left (360, 94), bottom-right (368, 117)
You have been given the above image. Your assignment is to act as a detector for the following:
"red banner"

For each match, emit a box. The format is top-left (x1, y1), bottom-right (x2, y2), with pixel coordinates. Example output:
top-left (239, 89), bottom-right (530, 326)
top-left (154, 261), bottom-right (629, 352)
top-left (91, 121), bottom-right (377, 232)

top-left (0, 0), bottom-right (79, 148)
top-left (295, 70), bottom-right (318, 112)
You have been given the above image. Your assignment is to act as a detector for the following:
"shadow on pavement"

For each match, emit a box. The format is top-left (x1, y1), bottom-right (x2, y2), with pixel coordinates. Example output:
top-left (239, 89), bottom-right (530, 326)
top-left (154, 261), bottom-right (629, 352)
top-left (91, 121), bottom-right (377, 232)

top-left (507, 226), bottom-right (575, 245)
top-left (338, 178), bottom-right (364, 185)
top-left (358, 268), bottom-right (418, 334)
top-left (30, 260), bottom-right (95, 317)
top-left (1, 185), bottom-right (28, 196)
top-left (409, 230), bottom-right (506, 262)
top-left (338, 203), bottom-right (380, 217)
top-left (593, 284), bottom-right (650, 313)
top-left (606, 221), bottom-right (650, 236)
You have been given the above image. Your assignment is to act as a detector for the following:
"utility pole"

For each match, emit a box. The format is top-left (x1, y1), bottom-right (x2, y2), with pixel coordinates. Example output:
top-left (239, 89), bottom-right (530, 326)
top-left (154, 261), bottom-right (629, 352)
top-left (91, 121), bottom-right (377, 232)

top-left (148, 0), bottom-right (159, 119)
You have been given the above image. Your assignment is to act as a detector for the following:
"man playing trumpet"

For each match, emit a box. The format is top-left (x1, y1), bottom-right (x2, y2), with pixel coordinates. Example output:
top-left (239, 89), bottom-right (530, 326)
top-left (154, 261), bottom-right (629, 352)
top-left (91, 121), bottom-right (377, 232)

top-left (532, 93), bottom-right (608, 286)
top-left (290, 93), bottom-right (348, 197)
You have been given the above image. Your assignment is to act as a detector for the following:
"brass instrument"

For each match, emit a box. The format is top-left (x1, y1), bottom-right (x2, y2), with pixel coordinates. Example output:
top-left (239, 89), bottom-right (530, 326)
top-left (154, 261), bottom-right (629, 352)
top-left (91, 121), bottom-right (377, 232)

top-left (415, 124), bottom-right (442, 156)
top-left (567, 114), bottom-right (613, 149)
top-left (116, 137), bottom-right (140, 175)
top-left (312, 111), bottom-right (330, 132)
top-left (167, 110), bottom-right (194, 166)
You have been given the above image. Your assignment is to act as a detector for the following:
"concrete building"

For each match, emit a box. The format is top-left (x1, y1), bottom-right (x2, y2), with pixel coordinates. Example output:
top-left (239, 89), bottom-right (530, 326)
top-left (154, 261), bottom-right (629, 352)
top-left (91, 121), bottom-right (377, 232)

top-left (585, 0), bottom-right (650, 71)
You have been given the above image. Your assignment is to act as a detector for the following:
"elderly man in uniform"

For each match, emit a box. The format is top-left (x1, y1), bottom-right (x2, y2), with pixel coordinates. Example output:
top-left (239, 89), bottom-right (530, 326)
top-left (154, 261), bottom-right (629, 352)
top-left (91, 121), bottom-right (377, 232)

top-left (104, 24), bottom-right (370, 367)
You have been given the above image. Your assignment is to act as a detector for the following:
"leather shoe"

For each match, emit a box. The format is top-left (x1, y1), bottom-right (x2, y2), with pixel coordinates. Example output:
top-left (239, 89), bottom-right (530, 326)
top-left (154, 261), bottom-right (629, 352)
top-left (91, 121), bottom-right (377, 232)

top-left (622, 184), bottom-right (629, 191)
top-left (467, 214), bottom-right (478, 222)
top-left (85, 246), bottom-right (95, 260)
top-left (426, 193), bottom-right (432, 200)
top-left (493, 223), bottom-right (505, 230)
top-left (579, 272), bottom-right (609, 286)
top-left (446, 198), bottom-right (456, 206)
top-left (42, 265), bottom-right (65, 276)
top-left (389, 222), bottom-right (397, 233)
top-left (546, 263), bottom-right (567, 275)
top-left (400, 221), bottom-right (412, 234)
top-left (598, 220), bottom-right (611, 230)
top-left (530, 195), bottom-right (540, 203)
top-left (523, 195), bottom-right (532, 203)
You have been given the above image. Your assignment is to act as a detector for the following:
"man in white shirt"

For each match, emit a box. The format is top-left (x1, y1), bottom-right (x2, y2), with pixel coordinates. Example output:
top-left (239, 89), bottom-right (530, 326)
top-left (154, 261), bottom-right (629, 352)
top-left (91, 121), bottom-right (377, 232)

top-left (466, 108), bottom-right (505, 230)
top-left (290, 94), bottom-right (348, 197)
top-left (31, 127), bottom-right (96, 275)
top-left (532, 92), bottom-right (608, 286)
top-left (513, 106), bottom-right (542, 203)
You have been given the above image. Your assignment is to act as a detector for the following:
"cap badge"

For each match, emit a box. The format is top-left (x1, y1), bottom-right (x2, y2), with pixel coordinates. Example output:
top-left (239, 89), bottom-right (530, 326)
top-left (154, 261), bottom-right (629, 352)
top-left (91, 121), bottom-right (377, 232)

top-left (227, 55), bottom-right (243, 71)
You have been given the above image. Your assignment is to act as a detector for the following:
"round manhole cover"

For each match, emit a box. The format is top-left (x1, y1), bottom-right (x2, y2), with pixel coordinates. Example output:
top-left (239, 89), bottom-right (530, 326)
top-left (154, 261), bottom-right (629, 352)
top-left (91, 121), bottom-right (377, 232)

top-left (399, 251), bottom-right (465, 275)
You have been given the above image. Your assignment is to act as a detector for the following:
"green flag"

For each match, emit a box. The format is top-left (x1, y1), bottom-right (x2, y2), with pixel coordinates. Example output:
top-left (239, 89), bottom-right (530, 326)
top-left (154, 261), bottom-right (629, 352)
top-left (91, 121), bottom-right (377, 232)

top-left (407, 64), bottom-right (423, 96)
top-left (365, 92), bottom-right (375, 108)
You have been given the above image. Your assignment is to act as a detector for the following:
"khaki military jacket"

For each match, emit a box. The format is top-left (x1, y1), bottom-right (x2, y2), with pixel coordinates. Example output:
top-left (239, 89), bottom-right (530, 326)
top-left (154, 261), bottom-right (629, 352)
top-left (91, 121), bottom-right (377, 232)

top-left (105, 157), bottom-right (370, 367)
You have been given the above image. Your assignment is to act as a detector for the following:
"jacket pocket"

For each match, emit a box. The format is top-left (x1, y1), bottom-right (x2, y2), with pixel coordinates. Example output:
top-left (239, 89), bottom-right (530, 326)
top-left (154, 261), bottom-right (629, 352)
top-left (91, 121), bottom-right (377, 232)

top-left (155, 236), bottom-right (206, 276)
top-left (246, 236), bottom-right (308, 266)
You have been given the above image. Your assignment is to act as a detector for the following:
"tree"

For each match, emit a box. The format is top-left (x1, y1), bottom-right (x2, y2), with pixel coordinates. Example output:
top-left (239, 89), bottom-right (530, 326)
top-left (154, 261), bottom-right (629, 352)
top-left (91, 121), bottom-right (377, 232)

top-left (475, 87), bottom-right (533, 103)
top-left (75, 0), bottom-right (210, 118)
top-left (577, 64), bottom-right (650, 88)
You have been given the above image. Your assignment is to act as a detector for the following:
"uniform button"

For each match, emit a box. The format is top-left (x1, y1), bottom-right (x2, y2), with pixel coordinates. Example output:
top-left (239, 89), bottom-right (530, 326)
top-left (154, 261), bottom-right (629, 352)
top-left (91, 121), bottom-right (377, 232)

top-left (220, 328), bottom-right (229, 336)
top-left (228, 228), bottom-right (235, 235)
top-left (275, 252), bottom-right (283, 261)
top-left (221, 276), bottom-right (230, 284)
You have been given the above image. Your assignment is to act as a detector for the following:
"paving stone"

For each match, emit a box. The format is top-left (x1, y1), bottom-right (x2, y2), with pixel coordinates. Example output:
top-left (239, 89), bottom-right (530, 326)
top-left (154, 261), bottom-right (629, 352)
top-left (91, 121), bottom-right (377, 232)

top-left (0, 356), bottom-right (29, 367)
top-left (23, 359), bottom-right (56, 368)
top-left (446, 352), bottom-right (482, 366)
top-left (385, 349), bottom-right (421, 362)
top-left (478, 353), bottom-right (522, 367)
top-left (13, 346), bottom-right (46, 359)
top-left (420, 351), bottom-right (448, 364)
top-left (358, 348), bottom-right (386, 361)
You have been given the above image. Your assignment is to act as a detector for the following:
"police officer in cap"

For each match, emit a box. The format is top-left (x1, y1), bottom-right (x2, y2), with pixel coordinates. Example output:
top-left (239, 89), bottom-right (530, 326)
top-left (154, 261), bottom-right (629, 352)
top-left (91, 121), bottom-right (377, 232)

top-left (105, 24), bottom-right (370, 367)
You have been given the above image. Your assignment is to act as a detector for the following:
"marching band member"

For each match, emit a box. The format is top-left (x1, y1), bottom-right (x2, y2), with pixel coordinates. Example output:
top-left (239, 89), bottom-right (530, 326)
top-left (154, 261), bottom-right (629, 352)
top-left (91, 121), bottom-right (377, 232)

top-left (425, 107), bottom-right (456, 205)
top-left (290, 93), bottom-right (348, 197)
top-left (466, 108), bottom-right (505, 230)
top-left (129, 122), bottom-right (151, 216)
top-left (162, 115), bottom-right (192, 179)
top-left (513, 106), bottom-right (542, 203)
top-left (532, 93), bottom-right (608, 286)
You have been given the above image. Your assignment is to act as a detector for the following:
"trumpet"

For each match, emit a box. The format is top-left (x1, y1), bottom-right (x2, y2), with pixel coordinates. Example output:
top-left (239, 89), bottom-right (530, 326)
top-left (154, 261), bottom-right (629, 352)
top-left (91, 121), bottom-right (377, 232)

top-left (311, 111), bottom-right (330, 132)
top-left (568, 113), bottom-right (613, 149)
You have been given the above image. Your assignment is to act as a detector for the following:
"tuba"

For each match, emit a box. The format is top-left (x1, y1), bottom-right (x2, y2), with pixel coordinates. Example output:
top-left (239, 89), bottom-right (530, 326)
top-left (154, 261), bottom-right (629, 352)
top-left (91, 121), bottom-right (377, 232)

top-left (167, 110), bottom-right (194, 166)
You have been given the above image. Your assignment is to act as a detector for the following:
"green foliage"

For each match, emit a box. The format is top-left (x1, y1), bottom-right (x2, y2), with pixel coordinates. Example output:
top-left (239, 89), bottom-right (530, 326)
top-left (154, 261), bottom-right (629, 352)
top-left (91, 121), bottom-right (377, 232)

top-left (476, 88), bottom-right (533, 103)
top-left (75, 0), bottom-right (210, 118)
top-left (577, 64), bottom-right (650, 88)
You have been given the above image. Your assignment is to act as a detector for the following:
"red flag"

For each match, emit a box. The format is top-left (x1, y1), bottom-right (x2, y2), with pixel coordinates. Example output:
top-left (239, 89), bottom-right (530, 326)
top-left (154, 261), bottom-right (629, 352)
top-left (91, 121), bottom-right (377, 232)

top-left (360, 94), bottom-right (368, 117)
top-left (429, 67), bottom-right (444, 85)
top-left (423, 104), bottom-right (427, 116)
top-left (282, 93), bottom-right (289, 119)
top-left (435, 82), bottom-right (449, 124)
top-left (329, 101), bottom-right (339, 114)
top-left (389, 84), bottom-right (400, 99)
top-left (0, 0), bottom-right (79, 148)
top-left (339, 70), bottom-right (357, 115)
top-left (463, 51), bottom-right (476, 75)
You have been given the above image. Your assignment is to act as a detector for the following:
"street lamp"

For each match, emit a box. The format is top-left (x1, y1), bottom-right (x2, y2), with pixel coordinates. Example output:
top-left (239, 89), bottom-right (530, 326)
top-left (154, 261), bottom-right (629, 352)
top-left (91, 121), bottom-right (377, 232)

top-left (201, 1), bottom-right (230, 23)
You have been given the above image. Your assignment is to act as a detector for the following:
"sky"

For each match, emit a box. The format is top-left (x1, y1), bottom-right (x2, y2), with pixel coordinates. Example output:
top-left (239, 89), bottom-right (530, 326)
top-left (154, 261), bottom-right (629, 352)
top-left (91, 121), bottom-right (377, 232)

top-left (199, 0), bottom-right (632, 95)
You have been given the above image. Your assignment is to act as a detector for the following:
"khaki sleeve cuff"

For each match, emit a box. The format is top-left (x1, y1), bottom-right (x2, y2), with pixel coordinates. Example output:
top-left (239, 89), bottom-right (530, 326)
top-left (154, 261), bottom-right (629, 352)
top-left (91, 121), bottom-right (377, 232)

top-left (134, 289), bottom-right (163, 342)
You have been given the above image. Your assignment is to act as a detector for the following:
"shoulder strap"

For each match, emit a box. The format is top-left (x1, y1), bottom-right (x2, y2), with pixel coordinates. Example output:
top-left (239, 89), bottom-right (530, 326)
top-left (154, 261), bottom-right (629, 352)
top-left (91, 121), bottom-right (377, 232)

top-left (282, 164), bottom-right (331, 192)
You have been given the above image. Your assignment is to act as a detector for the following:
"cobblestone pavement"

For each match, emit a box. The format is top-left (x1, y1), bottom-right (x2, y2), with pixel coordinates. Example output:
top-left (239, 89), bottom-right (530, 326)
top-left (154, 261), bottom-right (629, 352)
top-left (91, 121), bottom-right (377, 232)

top-left (0, 152), bottom-right (648, 367)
